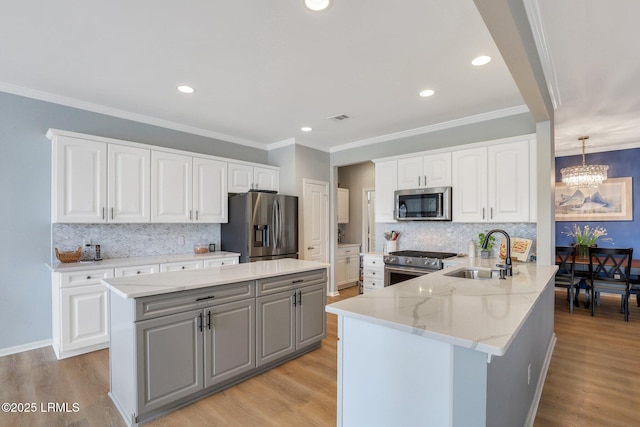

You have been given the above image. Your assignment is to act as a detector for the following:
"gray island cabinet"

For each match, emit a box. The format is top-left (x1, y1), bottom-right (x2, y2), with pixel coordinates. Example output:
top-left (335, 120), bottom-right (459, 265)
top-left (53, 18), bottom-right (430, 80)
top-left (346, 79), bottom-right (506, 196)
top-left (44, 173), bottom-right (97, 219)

top-left (103, 259), bottom-right (328, 426)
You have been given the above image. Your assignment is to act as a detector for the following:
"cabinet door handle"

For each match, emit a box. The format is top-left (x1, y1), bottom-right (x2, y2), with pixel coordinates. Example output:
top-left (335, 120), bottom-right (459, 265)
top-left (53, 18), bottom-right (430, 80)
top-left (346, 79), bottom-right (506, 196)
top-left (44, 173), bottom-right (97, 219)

top-left (418, 176), bottom-right (421, 186)
top-left (111, 208), bottom-right (114, 220)
top-left (298, 290), bottom-right (302, 305)
top-left (207, 311), bottom-right (211, 330)
top-left (482, 208), bottom-right (485, 220)
top-left (490, 207), bottom-right (493, 220)
top-left (198, 312), bottom-right (203, 332)
top-left (102, 207), bottom-right (105, 220)
top-left (189, 210), bottom-right (192, 220)
top-left (424, 175), bottom-right (427, 187)
top-left (196, 210), bottom-right (199, 220)
top-left (292, 293), bottom-right (297, 306)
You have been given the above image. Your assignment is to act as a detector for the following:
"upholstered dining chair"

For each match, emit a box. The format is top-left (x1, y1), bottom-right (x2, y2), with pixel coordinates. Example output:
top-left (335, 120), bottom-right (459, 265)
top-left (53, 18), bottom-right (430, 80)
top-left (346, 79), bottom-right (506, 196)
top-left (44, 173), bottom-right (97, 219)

top-left (555, 246), bottom-right (580, 313)
top-left (588, 247), bottom-right (634, 321)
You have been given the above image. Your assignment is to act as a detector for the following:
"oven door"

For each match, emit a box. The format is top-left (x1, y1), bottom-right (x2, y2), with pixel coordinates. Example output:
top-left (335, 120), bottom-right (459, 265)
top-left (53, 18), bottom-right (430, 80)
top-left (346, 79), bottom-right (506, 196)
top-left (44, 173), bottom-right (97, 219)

top-left (384, 265), bottom-right (434, 286)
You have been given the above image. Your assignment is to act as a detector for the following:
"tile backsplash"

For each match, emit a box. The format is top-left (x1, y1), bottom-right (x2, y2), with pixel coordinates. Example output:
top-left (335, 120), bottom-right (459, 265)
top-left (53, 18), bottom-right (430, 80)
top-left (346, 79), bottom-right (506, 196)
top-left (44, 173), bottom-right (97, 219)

top-left (52, 223), bottom-right (221, 263)
top-left (376, 222), bottom-right (537, 258)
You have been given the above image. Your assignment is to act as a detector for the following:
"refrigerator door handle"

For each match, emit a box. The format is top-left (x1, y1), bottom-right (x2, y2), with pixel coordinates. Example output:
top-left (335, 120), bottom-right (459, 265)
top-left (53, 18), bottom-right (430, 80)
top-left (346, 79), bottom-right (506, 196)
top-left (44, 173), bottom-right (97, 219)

top-left (276, 199), bottom-right (281, 249)
top-left (272, 200), bottom-right (279, 249)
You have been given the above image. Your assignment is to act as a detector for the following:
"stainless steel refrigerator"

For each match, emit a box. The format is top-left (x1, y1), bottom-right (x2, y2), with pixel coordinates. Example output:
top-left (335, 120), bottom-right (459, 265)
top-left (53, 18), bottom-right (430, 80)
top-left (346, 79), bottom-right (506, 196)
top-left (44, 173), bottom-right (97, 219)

top-left (221, 192), bottom-right (298, 262)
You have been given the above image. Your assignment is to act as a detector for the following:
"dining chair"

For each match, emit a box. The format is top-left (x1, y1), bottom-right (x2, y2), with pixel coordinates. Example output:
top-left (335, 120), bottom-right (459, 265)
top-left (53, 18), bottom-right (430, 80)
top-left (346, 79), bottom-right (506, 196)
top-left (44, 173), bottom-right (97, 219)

top-left (555, 246), bottom-right (580, 313)
top-left (588, 247), bottom-right (634, 321)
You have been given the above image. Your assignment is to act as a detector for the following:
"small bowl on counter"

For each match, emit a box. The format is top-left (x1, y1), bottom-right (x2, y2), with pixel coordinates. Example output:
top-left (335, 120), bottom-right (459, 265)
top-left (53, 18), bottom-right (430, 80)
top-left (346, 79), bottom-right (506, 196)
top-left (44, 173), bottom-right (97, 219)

top-left (194, 243), bottom-right (209, 254)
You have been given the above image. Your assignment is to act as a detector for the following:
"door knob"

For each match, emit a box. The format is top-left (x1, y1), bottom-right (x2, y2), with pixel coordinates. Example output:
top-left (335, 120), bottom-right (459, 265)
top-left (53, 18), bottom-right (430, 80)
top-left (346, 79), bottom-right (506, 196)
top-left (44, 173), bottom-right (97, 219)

top-left (307, 246), bottom-right (315, 250)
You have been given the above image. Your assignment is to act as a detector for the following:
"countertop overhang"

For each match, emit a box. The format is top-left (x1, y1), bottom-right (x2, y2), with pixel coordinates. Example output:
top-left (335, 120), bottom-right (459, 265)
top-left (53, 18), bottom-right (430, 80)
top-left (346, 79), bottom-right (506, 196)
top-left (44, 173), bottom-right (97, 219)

top-left (102, 258), bottom-right (330, 299)
top-left (326, 258), bottom-right (558, 357)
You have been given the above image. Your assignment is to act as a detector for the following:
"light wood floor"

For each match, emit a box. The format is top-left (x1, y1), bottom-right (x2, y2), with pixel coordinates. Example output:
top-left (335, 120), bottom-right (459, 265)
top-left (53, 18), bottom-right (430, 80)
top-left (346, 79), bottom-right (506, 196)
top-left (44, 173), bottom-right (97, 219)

top-left (1, 285), bottom-right (639, 427)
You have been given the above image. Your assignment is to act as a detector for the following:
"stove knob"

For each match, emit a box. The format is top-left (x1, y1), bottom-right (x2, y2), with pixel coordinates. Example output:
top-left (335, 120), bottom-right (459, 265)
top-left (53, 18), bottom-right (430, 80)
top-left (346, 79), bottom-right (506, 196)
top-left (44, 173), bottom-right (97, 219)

top-left (431, 261), bottom-right (438, 266)
top-left (405, 258), bottom-right (412, 265)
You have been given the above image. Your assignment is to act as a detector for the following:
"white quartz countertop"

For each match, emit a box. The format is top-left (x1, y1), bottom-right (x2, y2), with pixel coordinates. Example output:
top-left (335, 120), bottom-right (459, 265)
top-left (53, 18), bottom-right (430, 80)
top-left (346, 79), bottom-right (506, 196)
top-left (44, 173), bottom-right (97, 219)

top-left (326, 257), bottom-right (558, 357)
top-left (48, 251), bottom-right (241, 272)
top-left (102, 258), bottom-right (330, 299)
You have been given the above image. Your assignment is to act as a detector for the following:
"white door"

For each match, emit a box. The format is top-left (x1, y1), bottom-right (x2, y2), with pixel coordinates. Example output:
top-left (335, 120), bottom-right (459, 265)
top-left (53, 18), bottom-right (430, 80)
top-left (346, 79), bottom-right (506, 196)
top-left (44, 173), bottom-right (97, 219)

top-left (151, 151), bottom-right (192, 223)
top-left (303, 179), bottom-right (329, 263)
top-left (53, 136), bottom-right (107, 223)
top-left (193, 157), bottom-right (228, 223)
top-left (228, 163), bottom-right (253, 193)
top-left (61, 284), bottom-right (109, 351)
top-left (396, 157), bottom-right (423, 189)
top-left (423, 152), bottom-right (452, 187)
top-left (108, 144), bottom-right (150, 223)
top-left (253, 166), bottom-right (279, 192)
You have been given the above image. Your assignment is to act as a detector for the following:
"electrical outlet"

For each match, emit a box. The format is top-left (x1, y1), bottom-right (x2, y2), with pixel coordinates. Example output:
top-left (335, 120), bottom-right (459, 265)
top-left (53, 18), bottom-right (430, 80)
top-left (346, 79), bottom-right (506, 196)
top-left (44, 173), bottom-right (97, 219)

top-left (178, 235), bottom-right (185, 245)
top-left (83, 238), bottom-right (92, 247)
top-left (527, 364), bottom-right (531, 385)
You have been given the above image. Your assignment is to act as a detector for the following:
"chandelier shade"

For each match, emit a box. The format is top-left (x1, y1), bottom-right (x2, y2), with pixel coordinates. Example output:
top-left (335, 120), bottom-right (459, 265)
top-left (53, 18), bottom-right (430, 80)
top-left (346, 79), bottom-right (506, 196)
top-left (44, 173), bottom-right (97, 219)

top-left (560, 136), bottom-right (608, 189)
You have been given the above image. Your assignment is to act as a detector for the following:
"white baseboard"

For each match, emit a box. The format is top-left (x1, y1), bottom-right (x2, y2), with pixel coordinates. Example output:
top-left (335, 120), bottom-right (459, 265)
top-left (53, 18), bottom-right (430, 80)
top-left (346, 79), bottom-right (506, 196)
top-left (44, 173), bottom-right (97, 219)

top-left (0, 339), bottom-right (52, 358)
top-left (328, 291), bottom-right (340, 297)
top-left (525, 332), bottom-right (557, 427)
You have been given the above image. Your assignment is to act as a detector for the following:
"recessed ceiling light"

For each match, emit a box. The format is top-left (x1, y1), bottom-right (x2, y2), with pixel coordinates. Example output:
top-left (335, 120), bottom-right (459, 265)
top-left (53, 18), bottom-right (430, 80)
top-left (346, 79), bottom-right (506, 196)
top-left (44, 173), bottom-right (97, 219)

top-left (471, 56), bottom-right (492, 66)
top-left (301, 126), bottom-right (313, 132)
top-left (177, 85), bottom-right (195, 94)
top-left (419, 89), bottom-right (435, 97)
top-left (304, 0), bottom-right (332, 11)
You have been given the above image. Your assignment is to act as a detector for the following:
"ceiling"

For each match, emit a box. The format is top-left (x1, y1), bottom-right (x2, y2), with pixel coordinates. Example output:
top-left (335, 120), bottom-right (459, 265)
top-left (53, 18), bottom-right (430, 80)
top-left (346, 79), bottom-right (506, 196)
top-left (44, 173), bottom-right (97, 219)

top-left (0, 1), bottom-right (637, 156)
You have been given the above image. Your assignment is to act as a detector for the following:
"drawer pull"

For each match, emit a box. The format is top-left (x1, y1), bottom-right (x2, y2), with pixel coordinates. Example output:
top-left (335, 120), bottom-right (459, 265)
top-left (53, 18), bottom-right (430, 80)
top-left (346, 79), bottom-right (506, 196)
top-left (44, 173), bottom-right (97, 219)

top-left (136, 271), bottom-right (141, 275)
top-left (292, 279), bottom-right (304, 284)
top-left (181, 266), bottom-right (186, 270)
top-left (86, 276), bottom-right (91, 280)
top-left (196, 296), bottom-right (215, 302)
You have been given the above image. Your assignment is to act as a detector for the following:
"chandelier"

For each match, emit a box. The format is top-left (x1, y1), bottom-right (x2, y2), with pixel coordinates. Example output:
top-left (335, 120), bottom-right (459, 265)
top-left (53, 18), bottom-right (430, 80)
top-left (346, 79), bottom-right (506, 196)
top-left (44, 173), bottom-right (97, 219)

top-left (560, 136), bottom-right (608, 189)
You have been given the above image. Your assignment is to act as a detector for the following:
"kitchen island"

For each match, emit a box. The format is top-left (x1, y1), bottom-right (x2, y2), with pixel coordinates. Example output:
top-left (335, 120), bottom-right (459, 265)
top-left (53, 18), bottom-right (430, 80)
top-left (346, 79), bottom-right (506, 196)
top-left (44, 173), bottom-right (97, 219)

top-left (102, 258), bottom-right (329, 426)
top-left (326, 258), bottom-right (558, 427)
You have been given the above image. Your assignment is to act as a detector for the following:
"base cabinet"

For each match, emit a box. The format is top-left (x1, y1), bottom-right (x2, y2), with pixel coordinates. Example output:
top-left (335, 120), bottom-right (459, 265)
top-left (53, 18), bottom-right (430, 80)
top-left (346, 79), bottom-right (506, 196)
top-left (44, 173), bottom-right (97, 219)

top-left (109, 269), bottom-right (326, 426)
top-left (137, 298), bottom-right (255, 414)
top-left (256, 282), bottom-right (326, 367)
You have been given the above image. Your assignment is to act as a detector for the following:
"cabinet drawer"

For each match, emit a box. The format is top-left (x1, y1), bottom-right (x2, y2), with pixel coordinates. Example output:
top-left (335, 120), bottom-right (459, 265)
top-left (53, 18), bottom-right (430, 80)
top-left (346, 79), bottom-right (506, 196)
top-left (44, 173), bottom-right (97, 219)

top-left (256, 269), bottom-right (327, 296)
top-left (114, 264), bottom-right (160, 277)
top-left (59, 268), bottom-right (114, 288)
top-left (136, 281), bottom-right (255, 321)
top-left (363, 278), bottom-right (384, 290)
top-left (363, 267), bottom-right (383, 280)
top-left (203, 257), bottom-right (239, 268)
top-left (337, 246), bottom-right (360, 257)
top-left (362, 256), bottom-right (383, 269)
top-left (160, 260), bottom-right (203, 272)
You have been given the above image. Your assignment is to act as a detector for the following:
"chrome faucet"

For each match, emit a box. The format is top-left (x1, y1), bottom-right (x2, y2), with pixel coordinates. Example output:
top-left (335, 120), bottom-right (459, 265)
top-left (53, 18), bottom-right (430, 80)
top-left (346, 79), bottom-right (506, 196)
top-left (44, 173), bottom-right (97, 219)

top-left (481, 229), bottom-right (512, 277)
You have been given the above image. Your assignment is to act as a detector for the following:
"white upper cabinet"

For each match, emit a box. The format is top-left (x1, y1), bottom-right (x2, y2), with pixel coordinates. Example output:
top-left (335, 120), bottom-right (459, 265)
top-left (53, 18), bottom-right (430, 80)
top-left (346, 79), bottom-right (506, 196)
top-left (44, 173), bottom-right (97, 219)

top-left (452, 139), bottom-right (530, 223)
top-left (193, 157), bottom-right (228, 223)
top-left (337, 188), bottom-right (349, 224)
top-left (151, 151), bottom-right (193, 223)
top-left (108, 145), bottom-right (150, 223)
top-left (228, 162), bottom-right (279, 193)
top-left (253, 166), bottom-right (279, 192)
top-left (452, 147), bottom-right (487, 222)
top-left (487, 140), bottom-right (530, 222)
top-left (374, 160), bottom-right (397, 223)
top-left (52, 135), bottom-right (107, 223)
top-left (397, 153), bottom-right (451, 190)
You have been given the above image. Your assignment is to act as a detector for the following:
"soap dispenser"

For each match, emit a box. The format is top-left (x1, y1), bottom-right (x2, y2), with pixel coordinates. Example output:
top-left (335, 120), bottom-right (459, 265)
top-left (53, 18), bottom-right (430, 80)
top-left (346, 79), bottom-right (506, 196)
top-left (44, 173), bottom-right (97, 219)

top-left (468, 240), bottom-right (476, 258)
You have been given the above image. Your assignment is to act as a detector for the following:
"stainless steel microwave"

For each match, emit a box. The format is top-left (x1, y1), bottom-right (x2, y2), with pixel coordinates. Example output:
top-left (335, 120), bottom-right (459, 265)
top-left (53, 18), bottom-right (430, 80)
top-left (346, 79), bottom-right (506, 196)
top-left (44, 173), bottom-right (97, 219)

top-left (394, 187), bottom-right (452, 221)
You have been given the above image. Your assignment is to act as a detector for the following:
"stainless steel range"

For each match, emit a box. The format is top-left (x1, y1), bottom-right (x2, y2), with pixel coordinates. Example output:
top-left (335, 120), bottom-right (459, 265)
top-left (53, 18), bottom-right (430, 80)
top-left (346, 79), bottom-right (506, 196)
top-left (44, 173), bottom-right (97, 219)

top-left (384, 250), bottom-right (457, 286)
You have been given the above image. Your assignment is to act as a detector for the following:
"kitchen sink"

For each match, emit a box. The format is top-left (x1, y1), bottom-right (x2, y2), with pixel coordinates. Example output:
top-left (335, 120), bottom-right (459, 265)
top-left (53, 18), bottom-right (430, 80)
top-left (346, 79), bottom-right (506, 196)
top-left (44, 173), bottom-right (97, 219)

top-left (443, 267), bottom-right (502, 280)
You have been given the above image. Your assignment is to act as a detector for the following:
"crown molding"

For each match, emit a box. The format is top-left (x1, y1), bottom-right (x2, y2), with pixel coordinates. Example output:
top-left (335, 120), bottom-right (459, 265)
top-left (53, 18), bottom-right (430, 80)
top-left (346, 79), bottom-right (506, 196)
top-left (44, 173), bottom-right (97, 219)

top-left (555, 140), bottom-right (640, 157)
top-left (523, 0), bottom-right (561, 110)
top-left (329, 104), bottom-right (530, 153)
top-left (0, 82), bottom-right (267, 150)
top-left (266, 137), bottom-right (296, 150)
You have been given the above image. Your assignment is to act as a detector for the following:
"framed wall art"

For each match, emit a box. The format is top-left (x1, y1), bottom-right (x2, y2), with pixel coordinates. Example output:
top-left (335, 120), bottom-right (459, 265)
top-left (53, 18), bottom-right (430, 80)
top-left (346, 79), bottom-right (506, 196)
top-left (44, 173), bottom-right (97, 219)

top-left (555, 177), bottom-right (633, 221)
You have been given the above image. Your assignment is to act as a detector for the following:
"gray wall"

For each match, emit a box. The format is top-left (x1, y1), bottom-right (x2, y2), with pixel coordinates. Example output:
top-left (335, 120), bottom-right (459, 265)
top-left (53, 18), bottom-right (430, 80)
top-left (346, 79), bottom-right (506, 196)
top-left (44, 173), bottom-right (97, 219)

top-left (0, 91), bottom-right (269, 351)
top-left (330, 112), bottom-right (536, 166)
top-left (337, 162), bottom-right (375, 245)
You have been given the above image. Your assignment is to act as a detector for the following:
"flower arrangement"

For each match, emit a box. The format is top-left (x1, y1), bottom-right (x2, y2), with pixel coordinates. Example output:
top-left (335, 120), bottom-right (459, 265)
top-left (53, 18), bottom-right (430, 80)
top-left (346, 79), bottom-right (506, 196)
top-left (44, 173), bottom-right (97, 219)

top-left (562, 224), bottom-right (614, 247)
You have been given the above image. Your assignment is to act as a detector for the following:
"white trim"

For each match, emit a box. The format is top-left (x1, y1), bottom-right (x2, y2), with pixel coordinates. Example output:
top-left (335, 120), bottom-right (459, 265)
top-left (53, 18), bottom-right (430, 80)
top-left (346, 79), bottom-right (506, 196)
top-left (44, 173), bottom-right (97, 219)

top-left (524, 0), bottom-right (561, 110)
top-left (267, 137), bottom-right (297, 151)
top-left (330, 105), bottom-right (530, 153)
top-left (555, 140), bottom-right (640, 157)
top-left (0, 339), bottom-right (52, 357)
top-left (361, 187), bottom-right (375, 253)
top-left (525, 333), bottom-right (557, 427)
top-left (0, 82), bottom-right (266, 149)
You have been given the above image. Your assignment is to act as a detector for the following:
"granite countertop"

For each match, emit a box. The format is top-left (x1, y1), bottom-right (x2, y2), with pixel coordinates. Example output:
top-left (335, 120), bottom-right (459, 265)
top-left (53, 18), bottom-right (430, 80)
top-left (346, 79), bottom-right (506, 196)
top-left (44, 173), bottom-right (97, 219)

top-left (47, 251), bottom-right (241, 272)
top-left (326, 257), bottom-right (558, 357)
top-left (102, 258), bottom-right (330, 299)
